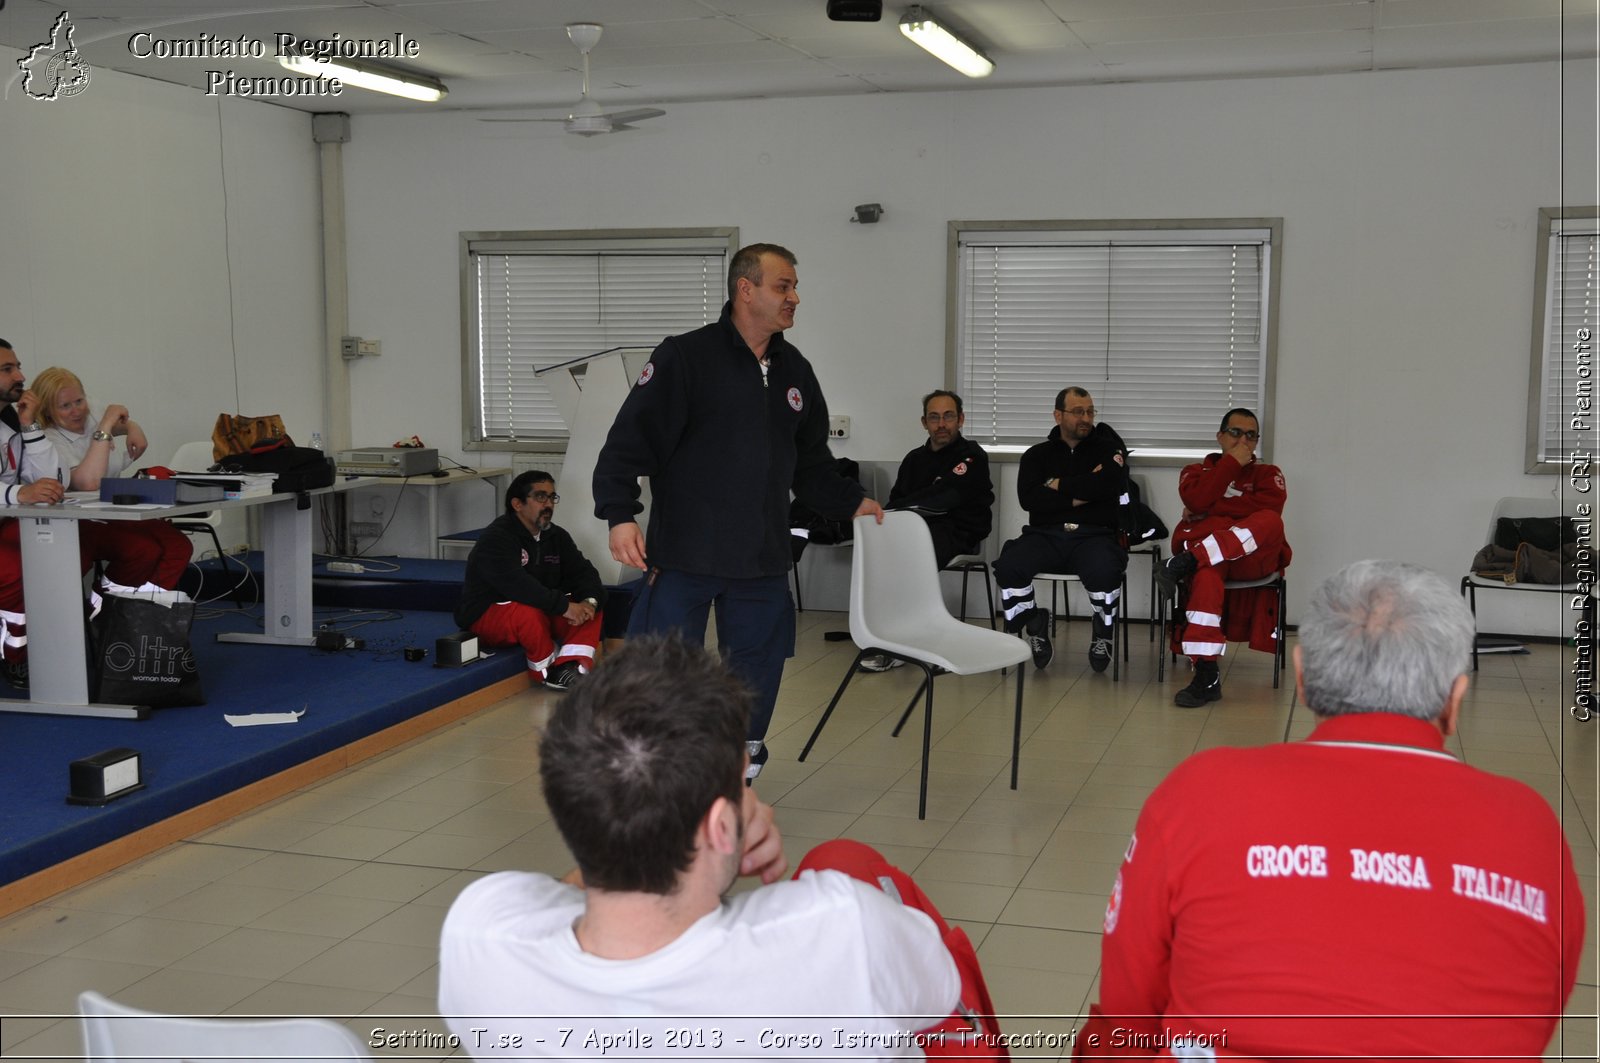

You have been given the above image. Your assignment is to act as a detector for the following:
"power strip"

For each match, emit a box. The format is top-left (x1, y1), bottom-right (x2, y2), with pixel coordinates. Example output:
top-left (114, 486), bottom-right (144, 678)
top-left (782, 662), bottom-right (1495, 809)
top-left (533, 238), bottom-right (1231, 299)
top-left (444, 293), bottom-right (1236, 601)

top-left (327, 561), bottom-right (365, 573)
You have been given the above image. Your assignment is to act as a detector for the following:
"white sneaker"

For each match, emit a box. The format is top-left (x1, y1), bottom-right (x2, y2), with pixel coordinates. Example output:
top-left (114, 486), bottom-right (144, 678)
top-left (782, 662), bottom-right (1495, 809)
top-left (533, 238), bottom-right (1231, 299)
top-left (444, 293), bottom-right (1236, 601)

top-left (859, 652), bottom-right (905, 672)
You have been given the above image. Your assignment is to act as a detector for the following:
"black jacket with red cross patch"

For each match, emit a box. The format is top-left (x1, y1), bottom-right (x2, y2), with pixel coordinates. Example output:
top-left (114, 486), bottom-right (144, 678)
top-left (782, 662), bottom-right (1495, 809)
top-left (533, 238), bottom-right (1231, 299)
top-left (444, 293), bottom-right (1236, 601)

top-left (592, 302), bottom-right (862, 579)
top-left (888, 434), bottom-right (994, 545)
top-left (454, 513), bottom-right (606, 628)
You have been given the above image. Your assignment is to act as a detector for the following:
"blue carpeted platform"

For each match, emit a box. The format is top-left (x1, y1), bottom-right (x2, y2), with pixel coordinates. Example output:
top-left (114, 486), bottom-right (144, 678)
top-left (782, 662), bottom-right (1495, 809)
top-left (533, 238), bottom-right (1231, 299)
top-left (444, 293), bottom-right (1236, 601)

top-left (0, 606), bottom-right (525, 887)
top-left (182, 553), bottom-right (639, 637)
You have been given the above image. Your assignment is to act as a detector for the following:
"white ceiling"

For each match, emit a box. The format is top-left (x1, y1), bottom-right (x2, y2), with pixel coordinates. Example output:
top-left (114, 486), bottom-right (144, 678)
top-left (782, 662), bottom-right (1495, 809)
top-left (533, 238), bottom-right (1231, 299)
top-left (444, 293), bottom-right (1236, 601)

top-left (1, 0), bottom-right (1593, 117)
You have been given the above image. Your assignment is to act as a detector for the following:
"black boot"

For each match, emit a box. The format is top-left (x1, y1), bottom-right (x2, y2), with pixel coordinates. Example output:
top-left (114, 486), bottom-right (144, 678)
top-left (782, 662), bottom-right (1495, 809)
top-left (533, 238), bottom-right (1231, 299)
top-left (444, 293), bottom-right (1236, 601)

top-left (1174, 659), bottom-right (1222, 707)
top-left (1154, 550), bottom-right (1199, 599)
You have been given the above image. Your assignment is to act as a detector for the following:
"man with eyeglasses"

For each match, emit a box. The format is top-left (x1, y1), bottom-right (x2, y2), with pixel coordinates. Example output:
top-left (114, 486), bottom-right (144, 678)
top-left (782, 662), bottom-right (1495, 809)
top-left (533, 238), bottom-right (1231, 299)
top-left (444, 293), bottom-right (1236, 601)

top-left (455, 471), bottom-right (606, 692)
top-left (993, 387), bottom-right (1129, 672)
top-left (859, 390), bottom-right (994, 672)
top-left (1155, 408), bottom-right (1291, 708)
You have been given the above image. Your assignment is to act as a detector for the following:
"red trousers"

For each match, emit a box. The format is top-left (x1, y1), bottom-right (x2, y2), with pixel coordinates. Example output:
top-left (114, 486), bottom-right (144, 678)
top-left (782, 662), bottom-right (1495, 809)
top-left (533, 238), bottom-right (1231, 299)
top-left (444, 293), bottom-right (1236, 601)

top-left (0, 518), bottom-right (195, 662)
top-left (1173, 509), bottom-right (1286, 661)
top-left (468, 601), bottom-right (602, 681)
top-left (796, 840), bottom-right (1008, 1060)
top-left (79, 520), bottom-right (193, 591)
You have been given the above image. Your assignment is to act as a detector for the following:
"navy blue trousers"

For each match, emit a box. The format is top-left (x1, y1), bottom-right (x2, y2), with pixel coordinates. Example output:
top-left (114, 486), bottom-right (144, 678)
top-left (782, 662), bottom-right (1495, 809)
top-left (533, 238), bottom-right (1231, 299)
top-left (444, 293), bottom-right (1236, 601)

top-left (626, 570), bottom-right (795, 745)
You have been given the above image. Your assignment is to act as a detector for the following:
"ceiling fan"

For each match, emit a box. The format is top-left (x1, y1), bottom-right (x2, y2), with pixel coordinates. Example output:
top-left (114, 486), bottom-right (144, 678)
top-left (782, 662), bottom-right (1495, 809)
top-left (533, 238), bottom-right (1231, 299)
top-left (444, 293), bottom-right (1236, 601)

top-left (481, 23), bottom-right (665, 137)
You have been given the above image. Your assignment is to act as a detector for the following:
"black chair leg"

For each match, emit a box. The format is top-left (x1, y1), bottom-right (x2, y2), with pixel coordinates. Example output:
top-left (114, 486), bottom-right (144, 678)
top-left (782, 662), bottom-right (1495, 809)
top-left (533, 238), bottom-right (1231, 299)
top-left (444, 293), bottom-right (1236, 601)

top-left (890, 675), bottom-right (932, 737)
top-left (982, 568), bottom-right (997, 630)
top-left (1010, 661), bottom-right (1025, 790)
top-left (798, 651), bottom-right (865, 761)
top-left (916, 663), bottom-right (935, 819)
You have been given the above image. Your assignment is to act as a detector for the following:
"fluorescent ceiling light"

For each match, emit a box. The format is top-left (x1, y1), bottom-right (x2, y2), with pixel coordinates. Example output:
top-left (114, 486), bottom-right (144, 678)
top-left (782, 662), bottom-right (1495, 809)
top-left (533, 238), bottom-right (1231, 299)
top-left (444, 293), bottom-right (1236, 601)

top-left (899, 6), bottom-right (992, 78)
top-left (278, 55), bottom-right (447, 102)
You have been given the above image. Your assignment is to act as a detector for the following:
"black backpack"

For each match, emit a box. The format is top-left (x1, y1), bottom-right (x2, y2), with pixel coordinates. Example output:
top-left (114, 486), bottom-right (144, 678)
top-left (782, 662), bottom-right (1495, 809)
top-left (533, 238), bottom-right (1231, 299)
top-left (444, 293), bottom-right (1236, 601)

top-left (215, 446), bottom-right (335, 495)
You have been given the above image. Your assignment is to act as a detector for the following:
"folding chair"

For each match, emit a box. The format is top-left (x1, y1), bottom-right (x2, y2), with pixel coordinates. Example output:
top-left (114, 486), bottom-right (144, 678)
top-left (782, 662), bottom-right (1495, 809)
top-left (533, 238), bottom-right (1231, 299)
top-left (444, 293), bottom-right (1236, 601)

top-left (1164, 570), bottom-right (1288, 688)
top-left (798, 512), bottom-right (1030, 819)
top-left (80, 990), bottom-right (371, 1062)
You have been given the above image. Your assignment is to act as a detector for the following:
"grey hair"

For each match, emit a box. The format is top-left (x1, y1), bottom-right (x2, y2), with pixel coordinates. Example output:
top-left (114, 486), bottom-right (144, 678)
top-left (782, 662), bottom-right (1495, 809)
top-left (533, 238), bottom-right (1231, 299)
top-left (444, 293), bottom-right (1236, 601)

top-left (1299, 560), bottom-right (1473, 720)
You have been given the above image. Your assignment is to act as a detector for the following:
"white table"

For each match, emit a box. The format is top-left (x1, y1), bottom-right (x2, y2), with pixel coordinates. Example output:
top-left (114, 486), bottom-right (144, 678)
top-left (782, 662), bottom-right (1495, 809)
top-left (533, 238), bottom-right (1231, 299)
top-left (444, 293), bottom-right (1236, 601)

top-left (355, 466), bottom-right (511, 558)
top-left (1, 482), bottom-right (368, 719)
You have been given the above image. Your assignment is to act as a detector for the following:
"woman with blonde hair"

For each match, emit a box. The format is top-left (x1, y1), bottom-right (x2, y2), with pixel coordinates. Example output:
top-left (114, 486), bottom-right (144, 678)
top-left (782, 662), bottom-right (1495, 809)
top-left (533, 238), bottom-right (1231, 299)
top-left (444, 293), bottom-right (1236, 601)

top-left (33, 367), bottom-right (191, 590)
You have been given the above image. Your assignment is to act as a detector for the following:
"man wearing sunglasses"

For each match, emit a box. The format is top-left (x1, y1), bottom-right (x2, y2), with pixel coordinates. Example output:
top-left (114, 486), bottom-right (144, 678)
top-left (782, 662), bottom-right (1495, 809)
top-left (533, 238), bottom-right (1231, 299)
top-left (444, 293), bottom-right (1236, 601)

top-left (1155, 408), bottom-right (1291, 708)
top-left (456, 471), bottom-right (606, 692)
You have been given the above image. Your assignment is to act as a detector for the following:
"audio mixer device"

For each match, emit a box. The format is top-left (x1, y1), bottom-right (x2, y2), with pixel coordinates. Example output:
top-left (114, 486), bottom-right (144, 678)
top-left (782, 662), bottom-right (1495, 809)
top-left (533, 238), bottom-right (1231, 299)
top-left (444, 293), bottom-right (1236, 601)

top-left (334, 447), bottom-right (440, 477)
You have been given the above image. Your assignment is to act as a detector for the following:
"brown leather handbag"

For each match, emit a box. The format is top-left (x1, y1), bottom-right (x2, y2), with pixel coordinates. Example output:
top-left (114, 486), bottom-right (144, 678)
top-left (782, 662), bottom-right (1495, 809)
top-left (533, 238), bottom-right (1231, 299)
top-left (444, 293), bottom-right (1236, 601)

top-left (211, 413), bottom-right (292, 462)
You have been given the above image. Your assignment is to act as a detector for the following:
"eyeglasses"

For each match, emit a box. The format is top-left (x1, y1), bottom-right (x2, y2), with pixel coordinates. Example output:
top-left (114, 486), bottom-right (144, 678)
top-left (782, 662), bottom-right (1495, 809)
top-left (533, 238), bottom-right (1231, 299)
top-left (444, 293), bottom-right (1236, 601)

top-left (1058, 406), bottom-right (1096, 418)
top-left (528, 491), bottom-right (561, 504)
top-left (923, 411), bottom-right (961, 424)
top-left (1222, 427), bottom-right (1260, 442)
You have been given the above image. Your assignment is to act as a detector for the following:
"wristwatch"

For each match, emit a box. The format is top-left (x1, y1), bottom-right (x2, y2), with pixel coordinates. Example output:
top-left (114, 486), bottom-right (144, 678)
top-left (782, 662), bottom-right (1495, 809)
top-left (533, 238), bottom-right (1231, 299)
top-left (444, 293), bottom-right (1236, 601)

top-left (22, 422), bottom-right (40, 434)
top-left (582, 597), bottom-right (598, 607)
top-left (91, 429), bottom-right (113, 442)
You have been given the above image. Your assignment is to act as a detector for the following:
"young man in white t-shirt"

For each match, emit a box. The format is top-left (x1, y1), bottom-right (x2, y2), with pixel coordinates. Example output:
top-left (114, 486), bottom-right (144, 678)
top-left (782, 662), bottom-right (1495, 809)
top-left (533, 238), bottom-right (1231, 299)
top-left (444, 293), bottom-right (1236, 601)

top-left (437, 635), bottom-right (965, 1060)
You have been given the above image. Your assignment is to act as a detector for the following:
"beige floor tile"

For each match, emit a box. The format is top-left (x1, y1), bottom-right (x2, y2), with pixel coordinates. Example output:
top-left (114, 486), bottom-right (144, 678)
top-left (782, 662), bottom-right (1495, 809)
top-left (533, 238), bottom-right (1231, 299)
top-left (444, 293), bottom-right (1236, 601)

top-left (977, 925), bottom-right (1102, 975)
top-left (1019, 857), bottom-right (1120, 896)
top-left (317, 862), bottom-right (459, 904)
top-left (0, 906), bottom-right (131, 956)
top-left (861, 786), bottom-right (975, 821)
top-left (996, 888), bottom-right (1110, 934)
top-left (284, 823), bottom-right (419, 861)
top-left (114, 966), bottom-right (272, 1014)
top-left (376, 831), bottom-right (514, 870)
top-left (50, 871), bottom-right (198, 918)
top-left (225, 979), bottom-right (385, 1017)
top-left (342, 799), bottom-right (464, 833)
top-left (779, 778), bottom-right (888, 814)
top-left (351, 904), bottom-right (449, 948)
top-left (981, 964), bottom-right (1094, 1021)
top-left (938, 819), bottom-right (1056, 858)
top-left (168, 926), bottom-right (342, 980)
top-left (847, 813), bottom-right (957, 849)
top-left (247, 891), bottom-right (403, 937)
top-left (916, 850), bottom-right (1036, 889)
top-left (0, 953), bottom-right (160, 1013)
top-left (218, 852), bottom-right (365, 892)
top-left (4, 1016), bottom-right (83, 1060)
top-left (190, 813), bottom-right (329, 852)
top-left (770, 806), bottom-right (859, 839)
top-left (428, 805), bottom-right (553, 844)
top-left (410, 870), bottom-right (490, 909)
top-left (63, 915), bottom-right (232, 966)
top-left (145, 881), bottom-right (300, 927)
top-left (916, 878), bottom-right (1016, 923)
top-left (282, 939), bottom-right (437, 995)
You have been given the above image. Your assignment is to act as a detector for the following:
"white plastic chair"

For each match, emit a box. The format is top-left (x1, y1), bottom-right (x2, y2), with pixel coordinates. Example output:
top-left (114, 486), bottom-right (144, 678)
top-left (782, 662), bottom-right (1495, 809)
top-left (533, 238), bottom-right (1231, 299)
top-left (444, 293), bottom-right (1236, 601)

top-left (168, 440), bottom-right (228, 562)
top-left (797, 512), bottom-right (1032, 819)
top-left (80, 990), bottom-right (371, 1062)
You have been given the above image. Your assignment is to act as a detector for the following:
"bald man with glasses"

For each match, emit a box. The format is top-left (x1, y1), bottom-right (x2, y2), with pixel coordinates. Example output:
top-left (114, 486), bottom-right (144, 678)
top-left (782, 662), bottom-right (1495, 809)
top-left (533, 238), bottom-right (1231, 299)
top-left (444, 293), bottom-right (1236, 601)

top-left (1155, 407), bottom-right (1291, 708)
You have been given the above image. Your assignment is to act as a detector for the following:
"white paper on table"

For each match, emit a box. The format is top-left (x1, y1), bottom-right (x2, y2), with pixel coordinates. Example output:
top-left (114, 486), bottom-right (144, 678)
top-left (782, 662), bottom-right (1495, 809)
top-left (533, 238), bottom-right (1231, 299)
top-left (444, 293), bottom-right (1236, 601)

top-left (224, 708), bottom-right (306, 727)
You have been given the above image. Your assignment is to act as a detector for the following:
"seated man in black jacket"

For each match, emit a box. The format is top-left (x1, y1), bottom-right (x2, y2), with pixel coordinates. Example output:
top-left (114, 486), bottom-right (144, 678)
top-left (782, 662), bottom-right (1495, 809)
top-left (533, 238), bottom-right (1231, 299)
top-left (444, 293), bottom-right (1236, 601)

top-left (861, 391), bottom-right (994, 672)
top-left (993, 388), bottom-right (1129, 674)
top-left (455, 471), bottom-right (606, 691)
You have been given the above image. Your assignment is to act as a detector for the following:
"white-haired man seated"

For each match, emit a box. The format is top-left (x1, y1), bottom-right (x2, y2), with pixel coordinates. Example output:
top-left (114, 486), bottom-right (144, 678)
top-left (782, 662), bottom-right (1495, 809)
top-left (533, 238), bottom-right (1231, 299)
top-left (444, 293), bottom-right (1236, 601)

top-left (1080, 560), bottom-right (1583, 1060)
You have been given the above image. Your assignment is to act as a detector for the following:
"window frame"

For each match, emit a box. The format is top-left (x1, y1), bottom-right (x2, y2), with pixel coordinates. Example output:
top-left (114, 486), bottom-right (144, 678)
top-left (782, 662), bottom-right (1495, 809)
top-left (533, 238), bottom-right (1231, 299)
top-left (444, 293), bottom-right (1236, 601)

top-left (459, 227), bottom-right (738, 453)
top-left (1525, 207), bottom-right (1599, 474)
top-left (944, 217), bottom-right (1283, 466)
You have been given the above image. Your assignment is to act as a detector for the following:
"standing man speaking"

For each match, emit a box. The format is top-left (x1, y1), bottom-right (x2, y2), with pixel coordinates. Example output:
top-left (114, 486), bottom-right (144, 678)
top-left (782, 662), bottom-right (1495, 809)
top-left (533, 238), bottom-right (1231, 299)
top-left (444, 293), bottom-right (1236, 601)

top-left (593, 243), bottom-right (881, 780)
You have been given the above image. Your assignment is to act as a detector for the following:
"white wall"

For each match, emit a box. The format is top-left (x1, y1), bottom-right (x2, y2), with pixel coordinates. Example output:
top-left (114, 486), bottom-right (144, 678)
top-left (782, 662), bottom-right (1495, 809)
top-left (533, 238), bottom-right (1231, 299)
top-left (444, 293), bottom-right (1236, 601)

top-left (339, 61), bottom-right (1591, 636)
top-left (0, 50), bottom-right (325, 553)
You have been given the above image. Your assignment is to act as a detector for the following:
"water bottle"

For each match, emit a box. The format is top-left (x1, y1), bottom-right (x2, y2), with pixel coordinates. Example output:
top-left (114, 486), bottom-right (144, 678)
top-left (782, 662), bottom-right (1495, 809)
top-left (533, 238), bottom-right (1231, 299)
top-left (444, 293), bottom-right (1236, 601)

top-left (310, 432), bottom-right (324, 452)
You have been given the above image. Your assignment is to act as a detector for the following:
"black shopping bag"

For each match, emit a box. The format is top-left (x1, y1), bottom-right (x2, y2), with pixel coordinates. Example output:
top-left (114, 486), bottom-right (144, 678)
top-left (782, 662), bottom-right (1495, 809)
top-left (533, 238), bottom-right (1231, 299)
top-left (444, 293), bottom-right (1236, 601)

top-left (92, 590), bottom-right (205, 708)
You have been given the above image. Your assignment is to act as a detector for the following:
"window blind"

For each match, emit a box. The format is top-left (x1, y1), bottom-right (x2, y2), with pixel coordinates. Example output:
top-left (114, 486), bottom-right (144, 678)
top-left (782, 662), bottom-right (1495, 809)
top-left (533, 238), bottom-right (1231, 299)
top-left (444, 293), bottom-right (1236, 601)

top-left (470, 245), bottom-right (727, 443)
top-left (956, 227), bottom-right (1272, 458)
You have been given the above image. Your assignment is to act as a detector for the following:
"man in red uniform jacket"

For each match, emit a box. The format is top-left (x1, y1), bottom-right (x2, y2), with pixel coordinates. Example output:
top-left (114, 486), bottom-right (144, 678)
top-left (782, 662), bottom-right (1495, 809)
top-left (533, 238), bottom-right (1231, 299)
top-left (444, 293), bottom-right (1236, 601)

top-left (1081, 560), bottom-right (1583, 1061)
top-left (1155, 408), bottom-right (1289, 707)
